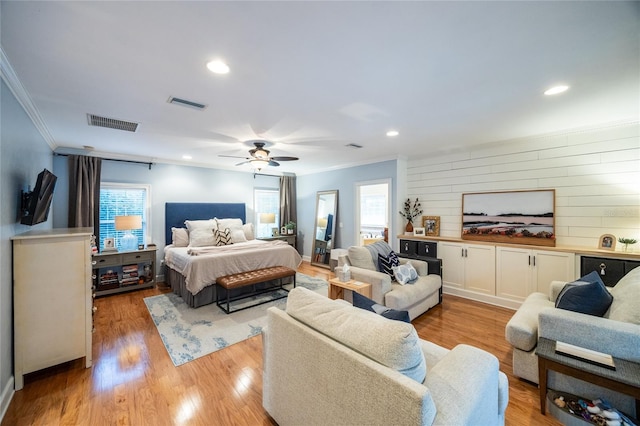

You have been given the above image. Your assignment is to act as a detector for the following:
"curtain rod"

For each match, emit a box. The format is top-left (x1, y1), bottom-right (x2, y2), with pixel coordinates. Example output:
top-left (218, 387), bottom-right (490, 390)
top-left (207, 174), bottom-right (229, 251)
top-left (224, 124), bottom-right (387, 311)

top-left (54, 152), bottom-right (154, 170)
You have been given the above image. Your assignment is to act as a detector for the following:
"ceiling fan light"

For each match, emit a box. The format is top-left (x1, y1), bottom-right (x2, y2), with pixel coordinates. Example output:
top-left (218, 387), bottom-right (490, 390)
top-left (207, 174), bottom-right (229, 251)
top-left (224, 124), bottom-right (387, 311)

top-left (251, 159), bottom-right (269, 170)
top-left (254, 149), bottom-right (269, 159)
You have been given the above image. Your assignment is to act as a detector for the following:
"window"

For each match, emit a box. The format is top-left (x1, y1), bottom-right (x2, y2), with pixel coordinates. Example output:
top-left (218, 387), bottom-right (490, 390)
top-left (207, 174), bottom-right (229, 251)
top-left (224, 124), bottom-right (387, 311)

top-left (99, 183), bottom-right (150, 251)
top-left (254, 188), bottom-right (280, 238)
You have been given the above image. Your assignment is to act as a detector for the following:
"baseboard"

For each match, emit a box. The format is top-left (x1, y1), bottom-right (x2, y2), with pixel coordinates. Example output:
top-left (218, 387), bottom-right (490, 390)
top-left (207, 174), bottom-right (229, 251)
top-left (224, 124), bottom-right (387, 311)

top-left (443, 286), bottom-right (521, 310)
top-left (0, 376), bottom-right (15, 423)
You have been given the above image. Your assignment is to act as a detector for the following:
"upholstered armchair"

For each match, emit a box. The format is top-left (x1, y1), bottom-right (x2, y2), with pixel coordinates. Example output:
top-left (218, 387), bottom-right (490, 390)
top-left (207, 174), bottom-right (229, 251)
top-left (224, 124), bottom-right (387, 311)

top-left (337, 242), bottom-right (442, 320)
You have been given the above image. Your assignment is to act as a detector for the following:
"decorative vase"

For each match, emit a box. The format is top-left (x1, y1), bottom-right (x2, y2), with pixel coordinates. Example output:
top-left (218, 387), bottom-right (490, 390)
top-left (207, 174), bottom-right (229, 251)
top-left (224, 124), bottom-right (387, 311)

top-left (405, 221), bottom-right (413, 233)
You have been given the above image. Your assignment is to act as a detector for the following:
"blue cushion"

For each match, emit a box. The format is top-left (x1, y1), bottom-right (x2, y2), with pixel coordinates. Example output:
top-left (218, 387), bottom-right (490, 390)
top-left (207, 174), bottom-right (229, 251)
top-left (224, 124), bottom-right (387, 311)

top-left (352, 292), bottom-right (410, 323)
top-left (555, 271), bottom-right (613, 317)
top-left (378, 251), bottom-right (399, 280)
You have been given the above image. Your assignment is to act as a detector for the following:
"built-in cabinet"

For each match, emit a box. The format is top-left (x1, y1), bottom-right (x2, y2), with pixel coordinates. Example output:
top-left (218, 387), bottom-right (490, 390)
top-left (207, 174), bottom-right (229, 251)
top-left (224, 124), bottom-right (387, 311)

top-left (439, 242), bottom-right (496, 295)
top-left (12, 228), bottom-right (94, 390)
top-left (496, 247), bottom-right (575, 302)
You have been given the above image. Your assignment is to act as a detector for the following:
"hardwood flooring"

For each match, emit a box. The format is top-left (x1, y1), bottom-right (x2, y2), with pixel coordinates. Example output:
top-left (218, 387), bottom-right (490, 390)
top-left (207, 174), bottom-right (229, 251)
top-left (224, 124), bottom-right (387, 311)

top-left (2, 262), bottom-right (560, 425)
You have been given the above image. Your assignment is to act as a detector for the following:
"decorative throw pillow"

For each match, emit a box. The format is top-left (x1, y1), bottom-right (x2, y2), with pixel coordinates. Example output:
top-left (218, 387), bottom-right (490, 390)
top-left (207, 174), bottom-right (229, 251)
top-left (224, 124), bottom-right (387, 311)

top-left (393, 262), bottom-right (418, 285)
top-left (214, 217), bottom-right (244, 233)
top-left (185, 219), bottom-right (217, 247)
top-left (171, 227), bottom-right (189, 247)
top-left (213, 228), bottom-right (232, 246)
top-left (352, 292), bottom-right (410, 323)
top-left (229, 228), bottom-right (247, 244)
top-left (555, 271), bottom-right (613, 317)
top-left (378, 251), bottom-right (400, 279)
top-left (242, 223), bottom-right (255, 241)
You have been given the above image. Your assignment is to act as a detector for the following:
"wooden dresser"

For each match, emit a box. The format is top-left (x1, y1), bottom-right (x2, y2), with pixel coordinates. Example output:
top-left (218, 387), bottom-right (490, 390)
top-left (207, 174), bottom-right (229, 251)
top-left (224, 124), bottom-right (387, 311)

top-left (12, 228), bottom-right (94, 390)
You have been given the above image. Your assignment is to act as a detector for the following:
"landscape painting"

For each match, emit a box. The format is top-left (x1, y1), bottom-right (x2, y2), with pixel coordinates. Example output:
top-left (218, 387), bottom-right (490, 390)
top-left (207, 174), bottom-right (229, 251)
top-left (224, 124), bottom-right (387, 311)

top-left (462, 190), bottom-right (555, 247)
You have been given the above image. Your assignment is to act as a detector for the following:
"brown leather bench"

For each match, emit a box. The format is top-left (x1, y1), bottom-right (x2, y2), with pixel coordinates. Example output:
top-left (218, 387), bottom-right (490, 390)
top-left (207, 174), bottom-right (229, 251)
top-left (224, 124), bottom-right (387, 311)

top-left (215, 266), bottom-right (296, 314)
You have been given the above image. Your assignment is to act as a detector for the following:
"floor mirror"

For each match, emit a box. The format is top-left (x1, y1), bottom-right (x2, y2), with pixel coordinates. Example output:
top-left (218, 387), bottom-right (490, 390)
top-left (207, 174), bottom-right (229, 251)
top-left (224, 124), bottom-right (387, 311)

top-left (311, 190), bottom-right (338, 269)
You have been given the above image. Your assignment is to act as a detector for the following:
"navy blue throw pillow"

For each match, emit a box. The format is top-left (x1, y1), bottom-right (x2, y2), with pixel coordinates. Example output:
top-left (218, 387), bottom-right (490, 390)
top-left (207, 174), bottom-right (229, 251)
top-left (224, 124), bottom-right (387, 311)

top-left (555, 271), bottom-right (613, 317)
top-left (378, 251), bottom-right (399, 279)
top-left (352, 292), bottom-right (410, 323)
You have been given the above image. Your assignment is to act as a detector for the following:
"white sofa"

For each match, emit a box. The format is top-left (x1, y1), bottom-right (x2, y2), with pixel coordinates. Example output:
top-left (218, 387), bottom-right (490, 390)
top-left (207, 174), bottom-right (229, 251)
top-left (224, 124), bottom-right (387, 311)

top-left (505, 266), bottom-right (640, 416)
top-left (337, 243), bottom-right (442, 320)
top-left (263, 287), bottom-right (509, 426)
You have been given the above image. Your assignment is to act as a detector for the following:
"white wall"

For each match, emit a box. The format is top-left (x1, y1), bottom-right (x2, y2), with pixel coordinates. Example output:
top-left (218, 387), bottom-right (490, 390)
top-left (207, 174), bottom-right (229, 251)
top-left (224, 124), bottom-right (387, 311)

top-left (407, 122), bottom-right (640, 250)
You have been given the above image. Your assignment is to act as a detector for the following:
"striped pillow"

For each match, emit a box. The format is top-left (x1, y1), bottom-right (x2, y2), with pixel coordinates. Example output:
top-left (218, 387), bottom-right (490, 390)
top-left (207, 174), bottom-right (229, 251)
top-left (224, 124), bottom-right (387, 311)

top-left (378, 251), bottom-right (399, 280)
top-left (213, 228), bottom-right (232, 246)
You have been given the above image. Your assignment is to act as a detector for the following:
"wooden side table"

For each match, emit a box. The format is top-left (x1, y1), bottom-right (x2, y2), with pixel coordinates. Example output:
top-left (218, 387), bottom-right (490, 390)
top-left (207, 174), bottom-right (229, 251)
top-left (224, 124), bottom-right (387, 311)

top-left (328, 278), bottom-right (372, 300)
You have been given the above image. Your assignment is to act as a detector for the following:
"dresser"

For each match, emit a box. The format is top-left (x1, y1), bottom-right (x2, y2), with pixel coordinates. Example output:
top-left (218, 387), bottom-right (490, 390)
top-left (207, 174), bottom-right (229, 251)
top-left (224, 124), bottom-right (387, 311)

top-left (12, 228), bottom-right (93, 390)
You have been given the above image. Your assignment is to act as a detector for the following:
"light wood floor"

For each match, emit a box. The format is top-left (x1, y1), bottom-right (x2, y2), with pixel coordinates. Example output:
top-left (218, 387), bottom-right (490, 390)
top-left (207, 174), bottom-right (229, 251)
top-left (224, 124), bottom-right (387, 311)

top-left (2, 262), bottom-right (560, 425)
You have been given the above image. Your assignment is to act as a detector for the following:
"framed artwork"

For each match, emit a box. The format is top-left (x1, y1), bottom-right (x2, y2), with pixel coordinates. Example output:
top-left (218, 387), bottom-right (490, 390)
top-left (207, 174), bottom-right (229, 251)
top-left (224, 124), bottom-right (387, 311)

top-left (422, 216), bottom-right (440, 236)
top-left (461, 189), bottom-right (555, 247)
top-left (272, 227), bottom-right (280, 237)
top-left (104, 237), bottom-right (115, 249)
top-left (598, 234), bottom-right (616, 251)
top-left (413, 227), bottom-right (425, 236)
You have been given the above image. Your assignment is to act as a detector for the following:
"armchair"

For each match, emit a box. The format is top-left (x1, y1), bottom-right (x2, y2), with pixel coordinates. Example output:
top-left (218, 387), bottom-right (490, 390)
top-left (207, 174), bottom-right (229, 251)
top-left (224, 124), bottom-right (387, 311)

top-left (337, 242), bottom-right (442, 320)
top-left (505, 266), bottom-right (640, 416)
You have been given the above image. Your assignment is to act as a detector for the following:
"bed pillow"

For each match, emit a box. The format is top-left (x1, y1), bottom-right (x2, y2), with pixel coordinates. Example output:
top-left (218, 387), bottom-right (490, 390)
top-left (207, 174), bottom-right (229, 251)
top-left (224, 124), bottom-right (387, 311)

top-left (214, 218), bottom-right (243, 233)
top-left (229, 228), bottom-right (247, 244)
top-left (185, 219), bottom-right (217, 247)
top-left (555, 271), bottom-right (613, 317)
top-left (243, 223), bottom-right (255, 240)
top-left (171, 227), bottom-right (189, 247)
top-left (213, 228), bottom-right (232, 246)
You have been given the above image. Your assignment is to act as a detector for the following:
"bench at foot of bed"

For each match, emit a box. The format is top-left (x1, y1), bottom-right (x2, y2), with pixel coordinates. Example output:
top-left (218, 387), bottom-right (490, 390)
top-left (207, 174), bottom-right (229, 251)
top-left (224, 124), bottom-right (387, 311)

top-left (215, 266), bottom-right (297, 314)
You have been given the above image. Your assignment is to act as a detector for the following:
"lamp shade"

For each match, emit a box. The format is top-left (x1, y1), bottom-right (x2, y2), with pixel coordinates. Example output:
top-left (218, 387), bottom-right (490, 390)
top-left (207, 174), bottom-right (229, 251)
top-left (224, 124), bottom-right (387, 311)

top-left (260, 213), bottom-right (276, 224)
top-left (115, 215), bottom-right (142, 230)
top-left (318, 217), bottom-right (328, 228)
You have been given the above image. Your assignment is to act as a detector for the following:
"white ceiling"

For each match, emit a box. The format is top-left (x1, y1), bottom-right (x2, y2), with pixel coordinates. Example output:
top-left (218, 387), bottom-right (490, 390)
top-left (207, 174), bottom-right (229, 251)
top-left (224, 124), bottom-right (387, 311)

top-left (1, 1), bottom-right (638, 175)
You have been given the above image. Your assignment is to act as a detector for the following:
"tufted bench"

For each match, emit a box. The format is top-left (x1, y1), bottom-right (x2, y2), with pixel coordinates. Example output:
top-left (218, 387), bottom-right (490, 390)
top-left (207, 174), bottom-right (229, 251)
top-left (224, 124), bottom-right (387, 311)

top-left (216, 266), bottom-right (296, 314)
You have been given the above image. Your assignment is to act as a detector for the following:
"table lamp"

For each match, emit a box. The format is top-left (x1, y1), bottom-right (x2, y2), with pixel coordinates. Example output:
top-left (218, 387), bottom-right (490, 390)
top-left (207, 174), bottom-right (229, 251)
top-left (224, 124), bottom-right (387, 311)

top-left (260, 213), bottom-right (276, 236)
top-left (115, 215), bottom-right (142, 251)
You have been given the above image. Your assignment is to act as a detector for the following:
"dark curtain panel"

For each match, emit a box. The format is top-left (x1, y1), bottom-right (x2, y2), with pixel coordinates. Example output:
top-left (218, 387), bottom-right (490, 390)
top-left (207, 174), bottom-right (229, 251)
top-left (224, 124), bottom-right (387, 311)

top-left (279, 175), bottom-right (297, 228)
top-left (68, 155), bottom-right (102, 240)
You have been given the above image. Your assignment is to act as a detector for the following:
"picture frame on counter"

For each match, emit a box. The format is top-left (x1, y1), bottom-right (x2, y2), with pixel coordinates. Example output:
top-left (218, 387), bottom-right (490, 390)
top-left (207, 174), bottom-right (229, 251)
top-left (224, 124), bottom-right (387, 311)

top-left (598, 234), bottom-right (616, 251)
top-left (422, 216), bottom-right (440, 236)
top-left (413, 227), bottom-right (425, 236)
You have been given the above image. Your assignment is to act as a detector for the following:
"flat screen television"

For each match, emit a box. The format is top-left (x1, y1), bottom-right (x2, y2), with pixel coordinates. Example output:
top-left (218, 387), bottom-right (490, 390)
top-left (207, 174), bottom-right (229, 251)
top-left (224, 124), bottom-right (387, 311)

top-left (21, 168), bottom-right (57, 226)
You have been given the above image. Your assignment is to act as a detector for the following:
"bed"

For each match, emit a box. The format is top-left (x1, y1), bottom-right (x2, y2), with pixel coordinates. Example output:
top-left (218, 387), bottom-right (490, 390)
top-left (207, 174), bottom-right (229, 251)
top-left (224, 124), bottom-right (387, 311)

top-left (163, 202), bottom-right (302, 308)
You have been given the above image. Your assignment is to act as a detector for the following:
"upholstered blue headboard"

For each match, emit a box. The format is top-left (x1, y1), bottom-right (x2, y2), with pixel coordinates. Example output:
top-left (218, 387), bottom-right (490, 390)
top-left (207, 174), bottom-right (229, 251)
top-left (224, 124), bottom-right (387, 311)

top-left (165, 202), bottom-right (246, 245)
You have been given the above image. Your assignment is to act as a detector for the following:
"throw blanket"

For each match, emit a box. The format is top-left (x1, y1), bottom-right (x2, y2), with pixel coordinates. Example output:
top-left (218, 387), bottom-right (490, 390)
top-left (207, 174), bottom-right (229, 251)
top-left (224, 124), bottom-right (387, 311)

top-left (187, 239), bottom-right (288, 256)
top-left (365, 241), bottom-right (392, 271)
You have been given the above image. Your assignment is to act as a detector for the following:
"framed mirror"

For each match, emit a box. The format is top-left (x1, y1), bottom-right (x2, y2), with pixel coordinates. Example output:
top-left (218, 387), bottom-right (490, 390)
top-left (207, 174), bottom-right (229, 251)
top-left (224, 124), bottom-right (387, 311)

top-left (311, 190), bottom-right (338, 269)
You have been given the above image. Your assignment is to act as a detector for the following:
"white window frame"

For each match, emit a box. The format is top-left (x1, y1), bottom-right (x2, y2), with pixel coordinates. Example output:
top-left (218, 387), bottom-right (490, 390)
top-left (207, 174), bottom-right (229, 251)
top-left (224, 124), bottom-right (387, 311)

top-left (99, 182), bottom-right (152, 249)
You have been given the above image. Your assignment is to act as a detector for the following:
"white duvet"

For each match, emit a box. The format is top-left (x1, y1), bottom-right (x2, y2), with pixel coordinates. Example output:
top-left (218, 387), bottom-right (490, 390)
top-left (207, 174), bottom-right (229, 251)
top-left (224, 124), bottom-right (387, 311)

top-left (164, 239), bottom-right (302, 295)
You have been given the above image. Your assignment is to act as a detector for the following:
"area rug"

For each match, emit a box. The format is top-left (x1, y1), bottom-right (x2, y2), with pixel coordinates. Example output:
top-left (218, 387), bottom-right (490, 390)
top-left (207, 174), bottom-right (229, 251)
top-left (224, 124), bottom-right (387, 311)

top-left (144, 273), bottom-right (328, 366)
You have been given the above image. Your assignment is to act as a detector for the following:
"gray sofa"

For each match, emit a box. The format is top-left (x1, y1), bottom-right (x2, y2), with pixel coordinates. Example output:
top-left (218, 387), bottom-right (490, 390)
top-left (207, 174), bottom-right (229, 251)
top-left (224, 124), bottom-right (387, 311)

top-left (505, 266), bottom-right (640, 416)
top-left (337, 243), bottom-right (442, 320)
top-left (263, 287), bottom-right (509, 426)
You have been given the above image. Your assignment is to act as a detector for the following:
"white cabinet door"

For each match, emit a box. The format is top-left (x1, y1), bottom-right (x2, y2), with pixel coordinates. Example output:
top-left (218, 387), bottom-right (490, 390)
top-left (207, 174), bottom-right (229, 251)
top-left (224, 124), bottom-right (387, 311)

top-left (533, 250), bottom-right (576, 295)
top-left (464, 244), bottom-right (496, 295)
top-left (440, 242), bottom-right (465, 289)
top-left (496, 246), bottom-right (533, 301)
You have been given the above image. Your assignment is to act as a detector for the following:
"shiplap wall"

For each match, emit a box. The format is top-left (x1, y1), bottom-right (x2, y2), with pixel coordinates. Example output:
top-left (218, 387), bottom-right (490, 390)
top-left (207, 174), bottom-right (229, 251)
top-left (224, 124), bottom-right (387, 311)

top-left (407, 122), bottom-right (640, 250)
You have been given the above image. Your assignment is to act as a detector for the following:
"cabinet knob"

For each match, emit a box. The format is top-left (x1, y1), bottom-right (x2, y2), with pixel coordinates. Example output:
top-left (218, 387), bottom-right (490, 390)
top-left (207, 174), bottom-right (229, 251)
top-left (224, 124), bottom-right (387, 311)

top-left (92, 261), bottom-right (97, 266)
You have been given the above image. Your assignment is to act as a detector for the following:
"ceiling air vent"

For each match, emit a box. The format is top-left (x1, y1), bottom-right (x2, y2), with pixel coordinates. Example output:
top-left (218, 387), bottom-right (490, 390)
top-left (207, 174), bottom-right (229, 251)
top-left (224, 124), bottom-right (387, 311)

top-left (345, 143), bottom-right (363, 149)
top-left (87, 114), bottom-right (139, 132)
top-left (167, 96), bottom-right (207, 110)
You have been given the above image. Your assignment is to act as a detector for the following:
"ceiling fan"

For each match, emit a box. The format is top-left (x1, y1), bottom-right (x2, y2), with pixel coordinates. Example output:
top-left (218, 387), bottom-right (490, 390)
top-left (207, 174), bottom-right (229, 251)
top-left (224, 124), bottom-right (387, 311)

top-left (219, 140), bottom-right (299, 170)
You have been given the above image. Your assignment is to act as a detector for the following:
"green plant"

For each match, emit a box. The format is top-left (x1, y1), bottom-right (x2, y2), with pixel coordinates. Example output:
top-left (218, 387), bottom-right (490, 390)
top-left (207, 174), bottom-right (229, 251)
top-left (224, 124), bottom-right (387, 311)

top-left (618, 237), bottom-right (638, 245)
top-left (285, 221), bottom-right (296, 230)
top-left (399, 198), bottom-right (422, 223)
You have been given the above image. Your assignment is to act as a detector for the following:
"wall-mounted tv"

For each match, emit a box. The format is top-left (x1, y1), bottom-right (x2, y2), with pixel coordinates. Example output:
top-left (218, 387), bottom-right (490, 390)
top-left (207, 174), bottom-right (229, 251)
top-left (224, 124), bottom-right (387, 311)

top-left (21, 168), bottom-right (57, 226)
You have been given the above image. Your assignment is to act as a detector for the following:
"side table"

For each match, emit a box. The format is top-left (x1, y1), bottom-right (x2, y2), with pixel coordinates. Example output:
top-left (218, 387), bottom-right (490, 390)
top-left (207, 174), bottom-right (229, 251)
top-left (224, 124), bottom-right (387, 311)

top-left (536, 337), bottom-right (640, 416)
top-left (328, 278), bottom-right (372, 300)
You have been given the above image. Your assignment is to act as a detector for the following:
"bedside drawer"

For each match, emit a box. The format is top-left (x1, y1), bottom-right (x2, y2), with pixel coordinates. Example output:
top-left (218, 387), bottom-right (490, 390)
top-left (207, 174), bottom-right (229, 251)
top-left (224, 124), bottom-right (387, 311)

top-left (93, 255), bottom-right (121, 268)
top-left (122, 252), bottom-right (153, 263)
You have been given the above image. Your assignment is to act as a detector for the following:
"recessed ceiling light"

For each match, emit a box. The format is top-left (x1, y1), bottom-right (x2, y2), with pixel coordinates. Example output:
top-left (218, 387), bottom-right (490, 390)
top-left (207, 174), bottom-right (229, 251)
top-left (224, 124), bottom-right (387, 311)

top-left (182, 154), bottom-right (192, 160)
top-left (386, 130), bottom-right (399, 137)
top-left (206, 60), bottom-right (230, 74)
top-left (544, 85), bottom-right (569, 96)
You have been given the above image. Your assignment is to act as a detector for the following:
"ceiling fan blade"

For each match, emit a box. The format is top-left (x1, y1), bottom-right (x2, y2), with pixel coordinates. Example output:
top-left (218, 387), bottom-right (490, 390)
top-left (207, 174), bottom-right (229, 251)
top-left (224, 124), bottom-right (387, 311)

top-left (235, 160), bottom-right (251, 166)
top-left (219, 154), bottom-right (250, 159)
top-left (269, 160), bottom-right (280, 167)
top-left (270, 156), bottom-right (298, 161)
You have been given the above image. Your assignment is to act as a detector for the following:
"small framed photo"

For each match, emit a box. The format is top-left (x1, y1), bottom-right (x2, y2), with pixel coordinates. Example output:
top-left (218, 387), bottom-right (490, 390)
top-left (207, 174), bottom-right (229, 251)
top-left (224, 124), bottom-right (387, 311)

top-left (598, 234), bottom-right (616, 250)
top-left (413, 227), bottom-right (426, 236)
top-left (104, 237), bottom-right (115, 249)
top-left (272, 227), bottom-right (279, 237)
top-left (422, 216), bottom-right (441, 236)
top-left (138, 244), bottom-right (145, 250)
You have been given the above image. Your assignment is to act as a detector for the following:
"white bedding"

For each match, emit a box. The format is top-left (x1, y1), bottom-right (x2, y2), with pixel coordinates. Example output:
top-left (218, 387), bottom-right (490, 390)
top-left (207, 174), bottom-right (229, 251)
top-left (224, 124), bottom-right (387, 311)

top-left (164, 239), bottom-right (302, 295)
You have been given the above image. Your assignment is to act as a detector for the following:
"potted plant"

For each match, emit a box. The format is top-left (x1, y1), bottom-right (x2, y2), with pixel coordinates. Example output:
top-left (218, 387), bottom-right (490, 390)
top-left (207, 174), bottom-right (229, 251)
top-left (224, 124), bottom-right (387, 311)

top-left (399, 198), bottom-right (422, 233)
top-left (285, 221), bottom-right (296, 235)
top-left (618, 237), bottom-right (637, 252)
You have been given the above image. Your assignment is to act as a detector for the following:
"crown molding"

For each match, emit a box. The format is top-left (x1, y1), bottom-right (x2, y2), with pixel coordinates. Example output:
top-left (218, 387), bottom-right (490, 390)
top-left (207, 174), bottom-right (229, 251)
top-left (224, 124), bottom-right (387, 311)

top-left (0, 46), bottom-right (57, 150)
